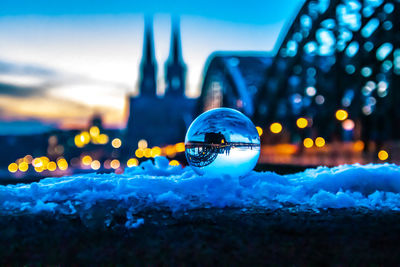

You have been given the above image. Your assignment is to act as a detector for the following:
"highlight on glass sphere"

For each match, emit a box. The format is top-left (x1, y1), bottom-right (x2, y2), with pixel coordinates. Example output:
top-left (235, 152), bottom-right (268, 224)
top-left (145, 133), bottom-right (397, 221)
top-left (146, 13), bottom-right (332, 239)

top-left (185, 108), bottom-right (260, 178)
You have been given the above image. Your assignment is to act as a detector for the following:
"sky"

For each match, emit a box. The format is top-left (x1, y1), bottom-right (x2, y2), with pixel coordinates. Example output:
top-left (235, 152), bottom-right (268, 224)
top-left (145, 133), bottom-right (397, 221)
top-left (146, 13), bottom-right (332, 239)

top-left (0, 0), bottom-right (303, 129)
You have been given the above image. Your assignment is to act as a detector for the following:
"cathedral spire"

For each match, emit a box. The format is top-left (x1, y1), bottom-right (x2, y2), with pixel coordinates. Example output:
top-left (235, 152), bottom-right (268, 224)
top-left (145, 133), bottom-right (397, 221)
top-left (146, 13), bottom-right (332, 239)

top-left (170, 17), bottom-right (182, 63)
top-left (142, 17), bottom-right (155, 65)
top-left (139, 16), bottom-right (157, 96)
top-left (165, 17), bottom-right (186, 96)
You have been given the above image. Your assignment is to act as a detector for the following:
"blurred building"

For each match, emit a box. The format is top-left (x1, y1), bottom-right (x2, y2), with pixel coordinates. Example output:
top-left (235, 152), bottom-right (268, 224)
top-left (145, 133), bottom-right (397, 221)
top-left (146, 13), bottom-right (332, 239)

top-left (255, 0), bottom-right (400, 149)
top-left (197, 52), bottom-right (273, 118)
top-left (125, 18), bottom-right (195, 153)
top-left (200, 0), bottom-right (400, 153)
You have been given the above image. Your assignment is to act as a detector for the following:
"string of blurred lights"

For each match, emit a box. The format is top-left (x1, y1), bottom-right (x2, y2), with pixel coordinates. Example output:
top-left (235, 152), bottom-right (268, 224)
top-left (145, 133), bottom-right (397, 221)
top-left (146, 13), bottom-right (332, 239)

top-left (8, 136), bottom-right (185, 175)
top-left (7, 108), bottom-right (391, 176)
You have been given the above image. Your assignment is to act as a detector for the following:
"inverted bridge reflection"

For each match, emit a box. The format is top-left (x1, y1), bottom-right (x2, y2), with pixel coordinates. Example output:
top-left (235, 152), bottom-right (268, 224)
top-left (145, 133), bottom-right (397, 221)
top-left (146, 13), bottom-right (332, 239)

top-left (185, 141), bottom-right (260, 167)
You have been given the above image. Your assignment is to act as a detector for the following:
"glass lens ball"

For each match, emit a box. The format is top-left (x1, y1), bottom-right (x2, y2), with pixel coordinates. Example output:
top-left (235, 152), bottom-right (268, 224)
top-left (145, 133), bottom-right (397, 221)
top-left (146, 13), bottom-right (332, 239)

top-left (185, 108), bottom-right (260, 177)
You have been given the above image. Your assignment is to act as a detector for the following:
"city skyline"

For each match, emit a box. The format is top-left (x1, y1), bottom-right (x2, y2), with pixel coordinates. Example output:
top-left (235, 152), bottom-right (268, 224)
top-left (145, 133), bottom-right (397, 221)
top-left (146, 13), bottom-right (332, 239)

top-left (0, 1), bottom-right (302, 129)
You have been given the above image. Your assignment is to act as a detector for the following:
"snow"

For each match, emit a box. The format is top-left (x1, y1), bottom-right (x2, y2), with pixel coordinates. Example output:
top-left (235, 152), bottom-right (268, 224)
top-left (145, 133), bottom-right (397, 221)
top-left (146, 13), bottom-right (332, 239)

top-left (125, 214), bottom-right (145, 229)
top-left (1, 157), bottom-right (400, 227)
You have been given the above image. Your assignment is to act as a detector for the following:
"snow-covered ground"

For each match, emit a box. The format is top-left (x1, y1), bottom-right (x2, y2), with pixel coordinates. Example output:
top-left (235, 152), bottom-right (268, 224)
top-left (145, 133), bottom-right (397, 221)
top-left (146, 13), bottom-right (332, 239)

top-left (2, 157), bottom-right (400, 222)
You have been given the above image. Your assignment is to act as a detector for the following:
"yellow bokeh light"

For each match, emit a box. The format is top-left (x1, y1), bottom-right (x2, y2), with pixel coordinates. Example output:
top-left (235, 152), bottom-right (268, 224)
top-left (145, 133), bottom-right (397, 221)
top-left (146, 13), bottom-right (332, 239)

top-left (151, 146), bottom-right (162, 157)
top-left (378, 150), bottom-right (389, 161)
top-left (127, 158), bottom-right (139, 167)
top-left (135, 149), bottom-right (144, 158)
top-left (335, 109), bottom-right (348, 121)
top-left (8, 163), bottom-right (18, 173)
top-left (19, 162), bottom-right (29, 172)
top-left (91, 160), bottom-right (101, 170)
top-left (144, 148), bottom-right (152, 158)
top-left (74, 135), bottom-right (85, 148)
top-left (270, 122), bottom-right (282, 134)
top-left (97, 134), bottom-right (109, 145)
top-left (175, 142), bottom-right (185, 153)
top-left (32, 158), bottom-right (43, 168)
top-left (303, 138), bottom-right (314, 148)
top-left (82, 155), bottom-right (92, 166)
top-left (57, 158), bottom-right (68, 171)
top-left (47, 161), bottom-right (57, 171)
top-left (89, 126), bottom-right (100, 137)
top-left (169, 160), bottom-right (180, 166)
top-left (81, 131), bottom-right (91, 144)
top-left (110, 159), bottom-right (120, 169)
top-left (138, 139), bottom-right (148, 149)
top-left (111, 138), bottom-right (122, 148)
top-left (165, 145), bottom-right (177, 157)
top-left (296, 117), bottom-right (308, 129)
top-left (35, 166), bottom-right (44, 173)
top-left (40, 156), bottom-right (50, 167)
top-left (315, 137), bottom-right (325, 148)
top-left (256, 126), bottom-right (263, 136)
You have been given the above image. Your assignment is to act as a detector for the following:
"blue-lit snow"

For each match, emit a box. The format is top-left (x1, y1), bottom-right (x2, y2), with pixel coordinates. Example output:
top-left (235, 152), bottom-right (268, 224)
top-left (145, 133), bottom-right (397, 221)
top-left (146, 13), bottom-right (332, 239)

top-left (2, 157), bottom-right (400, 227)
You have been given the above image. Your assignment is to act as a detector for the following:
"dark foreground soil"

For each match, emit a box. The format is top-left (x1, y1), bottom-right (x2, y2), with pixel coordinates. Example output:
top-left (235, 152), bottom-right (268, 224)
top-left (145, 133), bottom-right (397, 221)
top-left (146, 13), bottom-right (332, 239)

top-left (1, 208), bottom-right (400, 266)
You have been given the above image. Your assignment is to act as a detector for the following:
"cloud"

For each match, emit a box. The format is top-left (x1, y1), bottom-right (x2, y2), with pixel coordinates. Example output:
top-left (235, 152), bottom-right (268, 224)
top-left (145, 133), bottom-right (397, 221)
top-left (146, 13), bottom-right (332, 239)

top-left (0, 59), bottom-right (127, 128)
top-left (0, 82), bottom-right (46, 97)
top-left (0, 58), bottom-right (129, 103)
top-left (0, 60), bottom-right (57, 77)
top-left (0, 59), bottom-right (62, 98)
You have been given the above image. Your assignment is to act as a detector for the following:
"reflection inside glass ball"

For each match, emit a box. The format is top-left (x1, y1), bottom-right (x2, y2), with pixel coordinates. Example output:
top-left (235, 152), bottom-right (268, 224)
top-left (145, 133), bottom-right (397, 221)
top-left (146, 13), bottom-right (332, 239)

top-left (185, 108), bottom-right (260, 178)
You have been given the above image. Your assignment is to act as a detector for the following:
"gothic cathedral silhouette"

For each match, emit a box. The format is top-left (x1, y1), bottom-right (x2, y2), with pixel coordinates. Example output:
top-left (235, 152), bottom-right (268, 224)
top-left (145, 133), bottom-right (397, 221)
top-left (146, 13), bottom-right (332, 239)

top-left (125, 17), bottom-right (195, 154)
